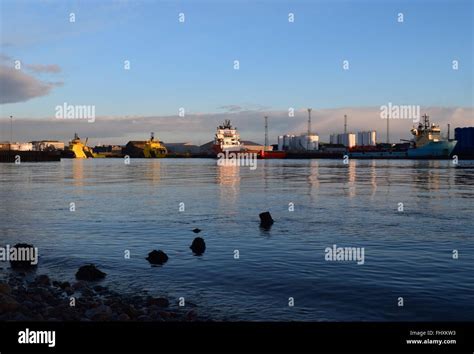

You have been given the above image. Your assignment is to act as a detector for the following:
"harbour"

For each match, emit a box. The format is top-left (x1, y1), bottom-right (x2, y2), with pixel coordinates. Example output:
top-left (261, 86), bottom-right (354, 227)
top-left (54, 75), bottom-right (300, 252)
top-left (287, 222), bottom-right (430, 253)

top-left (1, 114), bottom-right (472, 162)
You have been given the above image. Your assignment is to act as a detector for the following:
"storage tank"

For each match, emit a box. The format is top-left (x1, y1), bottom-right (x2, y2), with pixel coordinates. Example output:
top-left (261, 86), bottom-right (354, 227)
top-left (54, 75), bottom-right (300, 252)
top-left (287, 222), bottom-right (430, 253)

top-left (278, 136), bottom-right (284, 151)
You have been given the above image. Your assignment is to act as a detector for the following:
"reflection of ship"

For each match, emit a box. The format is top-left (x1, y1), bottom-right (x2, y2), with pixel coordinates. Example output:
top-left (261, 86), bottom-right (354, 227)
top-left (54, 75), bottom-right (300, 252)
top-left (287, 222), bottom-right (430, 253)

top-left (123, 133), bottom-right (167, 158)
top-left (349, 115), bottom-right (457, 159)
top-left (65, 133), bottom-right (95, 158)
top-left (213, 120), bottom-right (244, 153)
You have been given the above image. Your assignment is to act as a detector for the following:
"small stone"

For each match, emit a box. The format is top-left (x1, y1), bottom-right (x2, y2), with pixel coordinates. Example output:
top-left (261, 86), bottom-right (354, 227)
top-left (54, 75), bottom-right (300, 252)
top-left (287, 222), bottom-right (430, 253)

top-left (85, 305), bottom-right (112, 320)
top-left (35, 275), bottom-right (50, 286)
top-left (0, 282), bottom-right (12, 294)
top-left (75, 264), bottom-right (106, 281)
top-left (147, 297), bottom-right (169, 308)
top-left (72, 281), bottom-right (86, 290)
top-left (192, 228), bottom-right (201, 233)
top-left (118, 313), bottom-right (130, 321)
top-left (146, 250), bottom-right (168, 265)
top-left (185, 309), bottom-right (198, 321)
top-left (60, 282), bottom-right (71, 290)
top-left (93, 285), bottom-right (106, 293)
top-left (0, 294), bottom-right (19, 313)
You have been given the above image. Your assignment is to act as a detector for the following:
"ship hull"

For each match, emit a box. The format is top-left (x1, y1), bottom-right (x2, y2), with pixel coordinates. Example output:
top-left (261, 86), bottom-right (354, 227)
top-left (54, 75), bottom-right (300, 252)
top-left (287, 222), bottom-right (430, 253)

top-left (349, 140), bottom-right (457, 159)
top-left (407, 140), bottom-right (457, 158)
top-left (212, 144), bottom-right (244, 154)
top-left (257, 150), bottom-right (287, 159)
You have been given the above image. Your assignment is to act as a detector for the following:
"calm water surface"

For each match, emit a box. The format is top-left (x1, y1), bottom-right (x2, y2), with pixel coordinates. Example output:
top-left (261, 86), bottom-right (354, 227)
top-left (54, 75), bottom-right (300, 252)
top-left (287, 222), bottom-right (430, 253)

top-left (1, 159), bottom-right (473, 321)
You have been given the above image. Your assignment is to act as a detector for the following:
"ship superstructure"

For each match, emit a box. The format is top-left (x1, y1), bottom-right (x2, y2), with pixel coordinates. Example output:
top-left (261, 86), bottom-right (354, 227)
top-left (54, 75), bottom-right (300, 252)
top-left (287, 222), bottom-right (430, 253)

top-left (213, 120), bottom-right (243, 153)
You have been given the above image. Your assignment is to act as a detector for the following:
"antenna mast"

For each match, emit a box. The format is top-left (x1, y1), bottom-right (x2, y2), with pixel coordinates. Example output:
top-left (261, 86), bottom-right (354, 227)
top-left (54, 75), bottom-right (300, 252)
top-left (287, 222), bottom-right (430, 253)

top-left (264, 116), bottom-right (268, 151)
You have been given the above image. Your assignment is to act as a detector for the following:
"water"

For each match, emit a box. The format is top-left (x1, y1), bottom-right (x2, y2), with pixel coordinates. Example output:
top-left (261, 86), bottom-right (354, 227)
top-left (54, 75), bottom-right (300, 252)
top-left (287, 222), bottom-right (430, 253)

top-left (1, 159), bottom-right (473, 321)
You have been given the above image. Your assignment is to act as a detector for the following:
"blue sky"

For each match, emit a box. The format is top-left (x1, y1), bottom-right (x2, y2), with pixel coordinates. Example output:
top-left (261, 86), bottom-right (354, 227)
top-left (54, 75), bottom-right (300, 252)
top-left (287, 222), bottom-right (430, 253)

top-left (0, 0), bottom-right (472, 143)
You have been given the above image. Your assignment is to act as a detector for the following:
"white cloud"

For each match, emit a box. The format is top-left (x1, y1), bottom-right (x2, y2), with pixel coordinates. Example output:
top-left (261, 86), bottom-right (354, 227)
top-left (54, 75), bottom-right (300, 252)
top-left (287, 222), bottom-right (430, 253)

top-left (0, 106), bottom-right (471, 146)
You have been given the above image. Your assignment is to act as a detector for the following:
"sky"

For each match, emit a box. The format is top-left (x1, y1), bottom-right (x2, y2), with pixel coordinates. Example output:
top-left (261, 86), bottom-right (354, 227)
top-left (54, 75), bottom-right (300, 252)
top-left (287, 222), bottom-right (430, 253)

top-left (0, 0), bottom-right (472, 145)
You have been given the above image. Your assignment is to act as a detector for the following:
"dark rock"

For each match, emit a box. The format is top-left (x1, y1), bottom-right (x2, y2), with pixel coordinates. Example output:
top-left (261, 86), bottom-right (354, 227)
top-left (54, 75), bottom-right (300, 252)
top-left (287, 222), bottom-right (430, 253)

top-left (58, 281), bottom-right (71, 290)
top-left (146, 250), bottom-right (168, 265)
top-left (259, 211), bottom-right (274, 229)
top-left (75, 264), bottom-right (106, 281)
top-left (147, 297), bottom-right (169, 308)
top-left (72, 281), bottom-right (86, 290)
top-left (192, 228), bottom-right (201, 233)
top-left (85, 305), bottom-right (112, 320)
top-left (0, 294), bottom-right (19, 313)
top-left (190, 237), bottom-right (206, 255)
top-left (118, 313), bottom-right (130, 321)
top-left (93, 285), bottom-right (106, 293)
top-left (185, 309), bottom-right (198, 321)
top-left (80, 288), bottom-right (95, 297)
top-left (35, 275), bottom-right (50, 286)
top-left (9, 243), bottom-right (38, 270)
top-left (0, 282), bottom-right (12, 294)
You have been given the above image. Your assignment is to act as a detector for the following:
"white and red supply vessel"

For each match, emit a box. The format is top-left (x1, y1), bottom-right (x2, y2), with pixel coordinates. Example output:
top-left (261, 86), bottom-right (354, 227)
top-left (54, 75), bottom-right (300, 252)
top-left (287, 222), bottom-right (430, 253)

top-left (213, 120), bottom-right (244, 153)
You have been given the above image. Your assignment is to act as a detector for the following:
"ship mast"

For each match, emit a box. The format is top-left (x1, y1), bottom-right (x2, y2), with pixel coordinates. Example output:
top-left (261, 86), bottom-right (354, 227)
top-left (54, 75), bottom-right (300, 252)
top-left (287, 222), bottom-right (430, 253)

top-left (264, 116), bottom-right (268, 152)
top-left (307, 108), bottom-right (312, 150)
top-left (386, 113), bottom-right (390, 144)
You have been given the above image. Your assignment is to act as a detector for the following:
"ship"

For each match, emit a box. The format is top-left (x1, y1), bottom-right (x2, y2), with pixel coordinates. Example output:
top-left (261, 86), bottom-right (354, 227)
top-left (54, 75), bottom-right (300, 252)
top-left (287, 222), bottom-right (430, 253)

top-left (213, 120), bottom-right (244, 153)
top-left (123, 132), bottom-right (167, 158)
top-left (64, 133), bottom-right (95, 158)
top-left (349, 114), bottom-right (457, 159)
top-left (407, 115), bottom-right (457, 158)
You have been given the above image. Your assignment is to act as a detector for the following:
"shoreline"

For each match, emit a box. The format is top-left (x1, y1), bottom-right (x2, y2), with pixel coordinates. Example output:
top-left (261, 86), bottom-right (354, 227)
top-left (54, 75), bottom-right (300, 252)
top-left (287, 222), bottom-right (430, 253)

top-left (0, 272), bottom-right (202, 322)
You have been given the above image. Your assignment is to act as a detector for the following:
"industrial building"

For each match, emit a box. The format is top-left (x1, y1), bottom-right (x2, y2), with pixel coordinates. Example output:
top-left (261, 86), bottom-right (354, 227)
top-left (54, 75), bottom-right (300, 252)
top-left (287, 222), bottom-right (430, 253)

top-left (0, 142), bottom-right (33, 151)
top-left (356, 131), bottom-right (377, 146)
top-left (278, 134), bottom-right (319, 151)
top-left (330, 133), bottom-right (356, 148)
top-left (31, 140), bottom-right (65, 151)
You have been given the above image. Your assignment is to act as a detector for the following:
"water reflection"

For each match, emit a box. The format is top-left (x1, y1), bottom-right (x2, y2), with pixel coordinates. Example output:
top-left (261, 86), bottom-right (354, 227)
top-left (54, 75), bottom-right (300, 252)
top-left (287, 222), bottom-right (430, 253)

top-left (307, 160), bottom-right (320, 200)
top-left (369, 160), bottom-right (377, 199)
top-left (72, 159), bottom-right (84, 188)
top-left (143, 160), bottom-right (161, 185)
top-left (412, 160), bottom-right (442, 194)
top-left (345, 160), bottom-right (356, 198)
top-left (217, 164), bottom-right (240, 209)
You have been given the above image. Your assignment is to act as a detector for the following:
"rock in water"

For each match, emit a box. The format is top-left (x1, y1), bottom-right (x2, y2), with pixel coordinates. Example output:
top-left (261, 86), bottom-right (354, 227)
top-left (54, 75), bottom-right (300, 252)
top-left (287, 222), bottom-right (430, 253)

top-left (259, 211), bottom-right (274, 228)
top-left (190, 237), bottom-right (206, 255)
top-left (192, 228), bottom-right (201, 234)
top-left (9, 243), bottom-right (37, 270)
top-left (75, 264), bottom-right (106, 281)
top-left (146, 250), bottom-right (168, 265)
